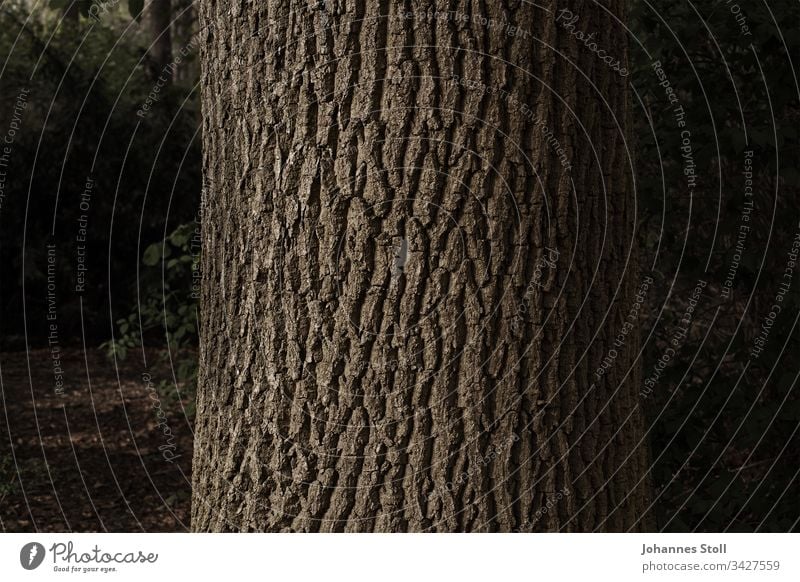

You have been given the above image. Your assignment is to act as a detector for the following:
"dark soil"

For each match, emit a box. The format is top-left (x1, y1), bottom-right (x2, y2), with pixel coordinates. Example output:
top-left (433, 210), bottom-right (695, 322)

top-left (0, 348), bottom-right (193, 531)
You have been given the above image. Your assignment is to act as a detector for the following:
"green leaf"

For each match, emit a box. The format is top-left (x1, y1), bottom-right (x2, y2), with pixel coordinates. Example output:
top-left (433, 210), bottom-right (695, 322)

top-left (143, 243), bottom-right (162, 266)
top-left (169, 227), bottom-right (191, 247)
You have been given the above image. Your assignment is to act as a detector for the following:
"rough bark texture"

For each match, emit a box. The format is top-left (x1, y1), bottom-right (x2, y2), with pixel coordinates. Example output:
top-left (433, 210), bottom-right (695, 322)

top-left (192, 0), bottom-right (653, 532)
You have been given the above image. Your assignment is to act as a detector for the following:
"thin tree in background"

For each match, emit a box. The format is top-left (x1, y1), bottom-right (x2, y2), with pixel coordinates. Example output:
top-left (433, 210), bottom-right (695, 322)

top-left (149, 0), bottom-right (172, 81)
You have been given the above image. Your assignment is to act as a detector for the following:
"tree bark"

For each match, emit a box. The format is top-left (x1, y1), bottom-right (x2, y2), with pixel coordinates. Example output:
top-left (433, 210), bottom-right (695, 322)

top-left (192, 0), bottom-right (653, 532)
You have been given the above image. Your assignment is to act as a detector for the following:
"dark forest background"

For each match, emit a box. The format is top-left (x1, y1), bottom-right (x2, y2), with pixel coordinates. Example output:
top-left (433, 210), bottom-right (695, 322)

top-left (0, 0), bottom-right (798, 531)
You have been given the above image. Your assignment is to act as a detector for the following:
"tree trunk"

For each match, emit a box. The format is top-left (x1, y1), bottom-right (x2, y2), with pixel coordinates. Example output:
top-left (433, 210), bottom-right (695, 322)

top-left (149, 0), bottom-right (173, 81)
top-left (63, 1), bottom-right (80, 24)
top-left (171, 0), bottom-right (198, 85)
top-left (192, 0), bottom-right (653, 532)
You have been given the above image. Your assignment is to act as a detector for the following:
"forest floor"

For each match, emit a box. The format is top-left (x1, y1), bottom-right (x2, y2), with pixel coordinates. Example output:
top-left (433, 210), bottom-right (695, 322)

top-left (0, 347), bottom-right (192, 532)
